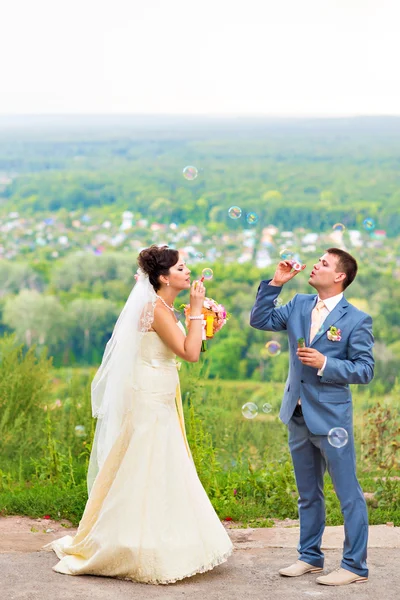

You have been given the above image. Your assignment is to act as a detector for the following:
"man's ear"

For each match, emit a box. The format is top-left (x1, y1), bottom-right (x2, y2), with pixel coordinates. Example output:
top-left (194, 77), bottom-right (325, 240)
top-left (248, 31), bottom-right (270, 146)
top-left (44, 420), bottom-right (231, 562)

top-left (335, 272), bottom-right (346, 284)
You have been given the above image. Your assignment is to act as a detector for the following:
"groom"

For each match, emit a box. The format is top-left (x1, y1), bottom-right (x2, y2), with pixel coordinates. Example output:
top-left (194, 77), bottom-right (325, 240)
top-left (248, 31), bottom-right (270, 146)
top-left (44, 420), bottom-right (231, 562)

top-left (250, 248), bottom-right (374, 586)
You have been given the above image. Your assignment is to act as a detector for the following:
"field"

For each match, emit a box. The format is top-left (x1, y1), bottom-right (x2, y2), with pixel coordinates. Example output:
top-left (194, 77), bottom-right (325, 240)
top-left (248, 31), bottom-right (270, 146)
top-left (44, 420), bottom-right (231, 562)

top-left (1, 338), bottom-right (399, 528)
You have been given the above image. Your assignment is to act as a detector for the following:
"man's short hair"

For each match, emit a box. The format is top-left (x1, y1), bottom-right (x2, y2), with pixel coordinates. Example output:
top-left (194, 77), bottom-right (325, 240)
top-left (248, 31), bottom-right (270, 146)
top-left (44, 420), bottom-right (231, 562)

top-left (326, 248), bottom-right (358, 290)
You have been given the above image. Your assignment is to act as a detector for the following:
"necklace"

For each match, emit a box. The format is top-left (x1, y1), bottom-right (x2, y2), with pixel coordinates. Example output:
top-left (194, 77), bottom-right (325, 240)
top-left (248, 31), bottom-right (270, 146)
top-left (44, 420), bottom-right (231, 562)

top-left (156, 294), bottom-right (175, 312)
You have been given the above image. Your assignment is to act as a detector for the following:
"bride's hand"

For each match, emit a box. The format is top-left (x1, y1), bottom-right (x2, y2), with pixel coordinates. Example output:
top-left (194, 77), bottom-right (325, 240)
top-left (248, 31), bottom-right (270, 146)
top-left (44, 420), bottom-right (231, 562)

top-left (270, 261), bottom-right (307, 287)
top-left (190, 280), bottom-right (206, 314)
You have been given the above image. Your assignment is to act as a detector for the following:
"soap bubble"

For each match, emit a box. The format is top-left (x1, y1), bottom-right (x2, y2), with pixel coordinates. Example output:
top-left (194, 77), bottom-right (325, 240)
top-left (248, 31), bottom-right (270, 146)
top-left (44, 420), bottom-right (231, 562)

top-left (228, 206), bottom-right (242, 219)
top-left (202, 268), bottom-right (214, 281)
top-left (242, 402), bottom-right (259, 419)
top-left (328, 427), bottom-right (348, 448)
top-left (183, 165), bottom-right (198, 180)
top-left (273, 297), bottom-right (283, 307)
top-left (74, 425), bottom-right (86, 438)
top-left (246, 212), bottom-right (259, 225)
top-left (262, 403), bottom-right (272, 414)
top-left (363, 218), bottom-right (375, 231)
top-left (195, 252), bottom-right (204, 260)
top-left (265, 341), bottom-right (281, 356)
top-left (332, 223), bottom-right (345, 233)
top-left (279, 249), bottom-right (294, 261)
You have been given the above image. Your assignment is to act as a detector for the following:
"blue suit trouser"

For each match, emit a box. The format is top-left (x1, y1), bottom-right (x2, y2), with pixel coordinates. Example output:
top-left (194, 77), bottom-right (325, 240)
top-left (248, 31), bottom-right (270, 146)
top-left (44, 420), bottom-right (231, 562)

top-left (288, 414), bottom-right (369, 577)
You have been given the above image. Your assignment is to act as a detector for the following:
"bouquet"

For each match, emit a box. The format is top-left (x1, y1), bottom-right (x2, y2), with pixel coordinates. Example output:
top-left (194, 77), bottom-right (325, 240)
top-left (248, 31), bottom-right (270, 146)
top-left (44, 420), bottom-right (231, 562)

top-left (181, 297), bottom-right (229, 351)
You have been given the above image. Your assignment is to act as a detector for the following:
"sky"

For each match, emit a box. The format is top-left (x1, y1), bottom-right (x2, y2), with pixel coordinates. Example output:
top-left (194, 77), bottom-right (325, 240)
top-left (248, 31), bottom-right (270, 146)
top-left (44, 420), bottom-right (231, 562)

top-left (0, 0), bottom-right (399, 116)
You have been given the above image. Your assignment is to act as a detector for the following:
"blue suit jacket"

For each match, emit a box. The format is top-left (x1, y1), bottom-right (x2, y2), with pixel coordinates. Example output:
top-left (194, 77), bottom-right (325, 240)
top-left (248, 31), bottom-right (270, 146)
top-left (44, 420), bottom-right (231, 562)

top-left (250, 281), bottom-right (374, 434)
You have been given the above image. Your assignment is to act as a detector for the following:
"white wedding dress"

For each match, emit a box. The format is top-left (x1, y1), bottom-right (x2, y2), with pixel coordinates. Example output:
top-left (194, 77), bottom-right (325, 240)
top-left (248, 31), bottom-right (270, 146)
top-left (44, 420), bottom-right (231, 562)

top-left (45, 322), bottom-right (233, 584)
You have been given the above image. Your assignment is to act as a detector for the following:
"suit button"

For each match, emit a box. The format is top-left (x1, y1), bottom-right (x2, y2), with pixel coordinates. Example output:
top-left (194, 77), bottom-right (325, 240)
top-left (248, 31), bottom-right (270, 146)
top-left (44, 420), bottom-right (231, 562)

top-left (301, 380), bottom-right (304, 383)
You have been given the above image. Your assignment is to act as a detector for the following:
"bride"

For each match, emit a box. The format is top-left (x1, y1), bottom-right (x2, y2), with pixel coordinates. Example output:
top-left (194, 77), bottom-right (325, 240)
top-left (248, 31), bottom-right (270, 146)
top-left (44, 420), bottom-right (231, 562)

top-left (45, 245), bottom-right (233, 584)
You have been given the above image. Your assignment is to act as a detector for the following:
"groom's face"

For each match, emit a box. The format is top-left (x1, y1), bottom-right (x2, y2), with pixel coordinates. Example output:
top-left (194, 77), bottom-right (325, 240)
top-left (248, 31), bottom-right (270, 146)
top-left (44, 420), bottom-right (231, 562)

top-left (309, 252), bottom-right (344, 291)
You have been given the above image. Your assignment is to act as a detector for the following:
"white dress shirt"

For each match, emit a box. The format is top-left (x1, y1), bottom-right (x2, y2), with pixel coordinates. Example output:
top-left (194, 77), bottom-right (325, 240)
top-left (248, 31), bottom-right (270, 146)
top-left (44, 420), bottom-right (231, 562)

top-left (315, 292), bottom-right (343, 375)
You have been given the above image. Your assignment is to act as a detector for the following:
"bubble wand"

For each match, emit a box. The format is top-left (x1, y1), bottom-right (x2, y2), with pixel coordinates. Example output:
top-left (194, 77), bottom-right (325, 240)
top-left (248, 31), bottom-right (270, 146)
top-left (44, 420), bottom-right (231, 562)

top-left (192, 268), bottom-right (216, 348)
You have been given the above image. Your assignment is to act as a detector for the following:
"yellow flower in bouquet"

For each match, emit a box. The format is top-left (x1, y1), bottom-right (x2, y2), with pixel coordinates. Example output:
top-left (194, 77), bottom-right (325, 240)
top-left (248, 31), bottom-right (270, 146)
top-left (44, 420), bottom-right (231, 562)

top-left (181, 297), bottom-right (229, 351)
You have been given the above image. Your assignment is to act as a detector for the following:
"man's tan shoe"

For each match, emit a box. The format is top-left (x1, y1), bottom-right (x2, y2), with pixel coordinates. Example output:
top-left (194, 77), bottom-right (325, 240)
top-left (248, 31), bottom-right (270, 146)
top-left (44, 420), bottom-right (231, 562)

top-left (316, 568), bottom-right (368, 586)
top-left (279, 560), bottom-right (323, 577)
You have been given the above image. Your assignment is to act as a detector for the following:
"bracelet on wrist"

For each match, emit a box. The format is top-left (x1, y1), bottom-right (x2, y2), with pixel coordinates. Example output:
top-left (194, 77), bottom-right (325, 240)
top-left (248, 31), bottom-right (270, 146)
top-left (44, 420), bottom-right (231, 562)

top-left (189, 315), bottom-right (203, 321)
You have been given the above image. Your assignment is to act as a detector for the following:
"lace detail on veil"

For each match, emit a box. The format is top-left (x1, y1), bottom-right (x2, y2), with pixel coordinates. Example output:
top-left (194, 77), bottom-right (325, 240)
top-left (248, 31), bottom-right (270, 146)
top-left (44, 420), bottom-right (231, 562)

top-left (140, 300), bottom-right (157, 333)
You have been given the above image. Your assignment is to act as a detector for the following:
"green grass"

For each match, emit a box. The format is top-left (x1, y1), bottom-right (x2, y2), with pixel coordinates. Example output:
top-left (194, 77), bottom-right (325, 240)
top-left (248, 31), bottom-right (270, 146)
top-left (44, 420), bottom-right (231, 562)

top-left (0, 484), bottom-right (87, 525)
top-left (0, 345), bottom-right (399, 527)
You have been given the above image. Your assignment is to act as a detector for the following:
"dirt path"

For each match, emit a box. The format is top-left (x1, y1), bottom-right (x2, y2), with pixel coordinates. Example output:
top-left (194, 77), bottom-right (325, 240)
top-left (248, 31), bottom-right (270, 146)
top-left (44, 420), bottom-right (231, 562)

top-left (1, 517), bottom-right (399, 600)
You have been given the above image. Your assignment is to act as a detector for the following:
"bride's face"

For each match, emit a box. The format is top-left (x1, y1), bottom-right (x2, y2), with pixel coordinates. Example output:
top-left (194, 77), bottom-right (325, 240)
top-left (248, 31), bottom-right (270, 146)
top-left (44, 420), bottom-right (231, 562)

top-left (167, 255), bottom-right (191, 290)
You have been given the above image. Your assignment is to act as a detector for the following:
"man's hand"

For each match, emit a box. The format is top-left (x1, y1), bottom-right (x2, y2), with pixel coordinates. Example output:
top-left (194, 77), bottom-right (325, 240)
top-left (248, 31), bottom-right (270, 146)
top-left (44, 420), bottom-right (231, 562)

top-left (297, 348), bottom-right (326, 370)
top-left (270, 261), bottom-right (307, 287)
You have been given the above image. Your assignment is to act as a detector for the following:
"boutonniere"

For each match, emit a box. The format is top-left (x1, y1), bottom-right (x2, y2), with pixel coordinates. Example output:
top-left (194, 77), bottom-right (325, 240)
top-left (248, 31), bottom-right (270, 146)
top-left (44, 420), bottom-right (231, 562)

top-left (327, 326), bottom-right (342, 342)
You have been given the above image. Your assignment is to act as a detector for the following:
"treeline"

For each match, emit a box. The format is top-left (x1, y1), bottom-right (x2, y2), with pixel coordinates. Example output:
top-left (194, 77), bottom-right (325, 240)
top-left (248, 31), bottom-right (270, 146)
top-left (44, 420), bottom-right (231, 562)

top-left (1, 253), bottom-right (400, 394)
top-left (1, 117), bottom-right (400, 234)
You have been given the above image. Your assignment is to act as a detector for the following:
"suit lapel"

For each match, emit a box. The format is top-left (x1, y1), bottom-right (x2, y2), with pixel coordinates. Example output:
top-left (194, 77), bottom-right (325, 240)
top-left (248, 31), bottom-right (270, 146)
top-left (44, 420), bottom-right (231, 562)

top-left (302, 295), bottom-right (317, 347)
top-left (310, 296), bottom-right (349, 347)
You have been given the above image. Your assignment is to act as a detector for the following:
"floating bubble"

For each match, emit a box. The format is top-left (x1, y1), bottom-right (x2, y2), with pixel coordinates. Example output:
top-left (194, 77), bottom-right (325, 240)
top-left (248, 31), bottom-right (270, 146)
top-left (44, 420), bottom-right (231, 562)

top-left (273, 297), bottom-right (283, 307)
top-left (202, 268), bottom-right (214, 281)
top-left (328, 427), bottom-right (348, 448)
top-left (228, 206), bottom-right (242, 219)
top-left (195, 252), bottom-right (204, 260)
top-left (279, 248), bottom-right (294, 260)
top-left (242, 402), bottom-right (259, 419)
top-left (332, 223), bottom-right (346, 233)
top-left (246, 212), bottom-right (259, 225)
top-left (262, 403), bottom-right (272, 414)
top-left (74, 425), bottom-right (86, 438)
top-left (265, 341), bottom-right (281, 356)
top-left (363, 218), bottom-right (375, 231)
top-left (183, 165), bottom-right (199, 180)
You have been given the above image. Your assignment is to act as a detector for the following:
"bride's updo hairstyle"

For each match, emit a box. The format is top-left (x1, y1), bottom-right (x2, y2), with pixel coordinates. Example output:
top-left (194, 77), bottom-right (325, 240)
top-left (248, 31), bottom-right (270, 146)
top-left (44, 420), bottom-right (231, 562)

top-left (138, 245), bottom-right (180, 291)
